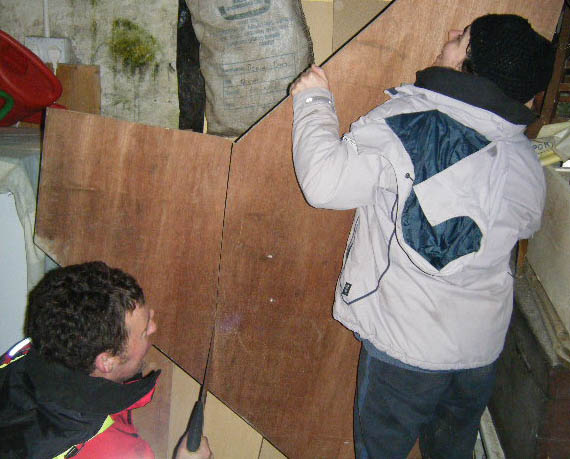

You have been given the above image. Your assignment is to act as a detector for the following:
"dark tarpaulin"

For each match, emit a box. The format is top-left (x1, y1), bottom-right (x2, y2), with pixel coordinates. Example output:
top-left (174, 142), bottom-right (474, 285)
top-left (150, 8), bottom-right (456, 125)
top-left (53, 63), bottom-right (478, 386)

top-left (177, 0), bottom-right (205, 132)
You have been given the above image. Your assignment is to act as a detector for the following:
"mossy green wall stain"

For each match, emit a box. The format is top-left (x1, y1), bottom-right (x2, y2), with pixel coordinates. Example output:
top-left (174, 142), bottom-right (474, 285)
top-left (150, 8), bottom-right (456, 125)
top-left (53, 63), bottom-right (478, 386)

top-left (109, 18), bottom-right (159, 75)
top-left (67, 0), bottom-right (97, 7)
top-left (109, 91), bottom-right (132, 110)
top-left (90, 19), bottom-right (97, 40)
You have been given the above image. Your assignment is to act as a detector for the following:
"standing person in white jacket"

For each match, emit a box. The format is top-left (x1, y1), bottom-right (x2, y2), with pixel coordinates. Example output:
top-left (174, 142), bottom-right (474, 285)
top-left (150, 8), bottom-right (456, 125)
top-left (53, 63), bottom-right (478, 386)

top-left (290, 14), bottom-right (554, 459)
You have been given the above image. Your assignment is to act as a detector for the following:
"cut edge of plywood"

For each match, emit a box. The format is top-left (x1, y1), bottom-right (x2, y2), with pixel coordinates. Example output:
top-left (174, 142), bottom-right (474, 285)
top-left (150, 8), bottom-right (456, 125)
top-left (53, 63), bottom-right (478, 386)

top-left (136, 345), bottom-right (288, 459)
top-left (259, 438), bottom-right (289, 459)
top-left (55, 64), bottom-right (101, 114)
top-left (302, 0), bottom-right (334, 65)
top-left (332, 0), bottom-right (392, 51)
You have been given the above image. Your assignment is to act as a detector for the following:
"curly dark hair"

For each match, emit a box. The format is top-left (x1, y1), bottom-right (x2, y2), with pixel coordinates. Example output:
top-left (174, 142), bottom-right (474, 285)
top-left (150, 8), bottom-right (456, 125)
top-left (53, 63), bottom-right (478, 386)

top-left (26, 261), bottom-right (145, 374)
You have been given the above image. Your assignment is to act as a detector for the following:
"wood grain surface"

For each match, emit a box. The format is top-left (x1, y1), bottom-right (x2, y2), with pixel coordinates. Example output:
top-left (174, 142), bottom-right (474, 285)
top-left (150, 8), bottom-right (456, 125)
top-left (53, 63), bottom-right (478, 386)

top-left (214, 98), bottom-right (357, 457)
top-left (55, 64), bottom-right (101, 114)
top-left (36, 109), bottom-right (232, 379)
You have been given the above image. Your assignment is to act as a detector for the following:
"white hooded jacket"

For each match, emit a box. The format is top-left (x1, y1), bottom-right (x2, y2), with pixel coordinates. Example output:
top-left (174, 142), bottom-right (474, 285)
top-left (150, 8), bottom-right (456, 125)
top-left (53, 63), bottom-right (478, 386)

top-left (292, 67), bottom-right (545, 370)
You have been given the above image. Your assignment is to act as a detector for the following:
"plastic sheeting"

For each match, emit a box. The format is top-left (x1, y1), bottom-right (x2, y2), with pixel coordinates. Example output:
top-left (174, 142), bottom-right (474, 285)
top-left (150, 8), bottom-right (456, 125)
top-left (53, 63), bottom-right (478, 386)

top-left (0, 127), bottom-right (46, 290)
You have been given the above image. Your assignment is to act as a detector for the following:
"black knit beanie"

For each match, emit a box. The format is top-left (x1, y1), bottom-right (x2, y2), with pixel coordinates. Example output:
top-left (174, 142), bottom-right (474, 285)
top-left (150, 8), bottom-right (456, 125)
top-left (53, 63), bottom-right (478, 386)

top-left (468, 14), bottom-right (555, 103)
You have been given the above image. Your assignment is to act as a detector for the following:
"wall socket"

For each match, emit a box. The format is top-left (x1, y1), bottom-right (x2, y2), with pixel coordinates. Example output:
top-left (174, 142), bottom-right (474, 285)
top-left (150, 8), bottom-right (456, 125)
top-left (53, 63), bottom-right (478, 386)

top-left (24, 36), bottom-right (72, 66)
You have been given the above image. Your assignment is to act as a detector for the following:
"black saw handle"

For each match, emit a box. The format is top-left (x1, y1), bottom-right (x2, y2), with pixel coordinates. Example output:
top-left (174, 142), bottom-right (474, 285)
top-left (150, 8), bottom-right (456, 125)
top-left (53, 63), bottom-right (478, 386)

top-left (186, 398), bottom-right (204, 452)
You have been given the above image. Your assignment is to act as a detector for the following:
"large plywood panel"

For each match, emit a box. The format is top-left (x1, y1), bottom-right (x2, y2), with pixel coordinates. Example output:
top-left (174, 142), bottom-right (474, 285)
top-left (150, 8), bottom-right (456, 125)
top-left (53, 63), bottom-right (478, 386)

top-left (214, 98), bottom-right (357, 458)
top-left (35, 109), bottom-right (232, 380)
top-left (211, 0), bottom-right (563, 457)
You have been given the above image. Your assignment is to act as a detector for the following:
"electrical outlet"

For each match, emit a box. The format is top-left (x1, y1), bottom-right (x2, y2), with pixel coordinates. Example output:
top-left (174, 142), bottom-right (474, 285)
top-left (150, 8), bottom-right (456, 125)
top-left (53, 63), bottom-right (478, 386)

top-left (24, 36), bottom-right (72, 65)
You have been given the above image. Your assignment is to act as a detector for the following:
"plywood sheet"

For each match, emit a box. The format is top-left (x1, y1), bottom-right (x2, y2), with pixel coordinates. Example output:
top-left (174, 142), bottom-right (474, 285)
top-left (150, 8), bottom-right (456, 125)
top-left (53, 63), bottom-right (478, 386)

top-left (210, 0), bottom-right (563, 457)
top-left (55, 64), bottom-right (101, 114)
top-left (259, 440), bottom-right (288, 459)
top-left (133, 345), bottom-right (286, 459)
top-left (35, 109), bottom-right (232, 380)
top-left (204, 391), bottom-right (265, 459)
top-left (133, 346), bottom-right (176, 457)
top-left (213, 98), bottom-right (357, 458)
top-left (333, 0), bottom-right (391, 51)
top-left (302, 0), bottom-right (334, 65)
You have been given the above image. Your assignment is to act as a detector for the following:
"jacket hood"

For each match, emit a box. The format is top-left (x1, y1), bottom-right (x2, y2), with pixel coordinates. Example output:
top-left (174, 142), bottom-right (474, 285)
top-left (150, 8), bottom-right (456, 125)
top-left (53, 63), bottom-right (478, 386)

top-left (415, 66), bottom-right (537, 126)
top-left (25, 348), bottom-right (160, 415)
top-left (0, 349), bottom-right (159, 458)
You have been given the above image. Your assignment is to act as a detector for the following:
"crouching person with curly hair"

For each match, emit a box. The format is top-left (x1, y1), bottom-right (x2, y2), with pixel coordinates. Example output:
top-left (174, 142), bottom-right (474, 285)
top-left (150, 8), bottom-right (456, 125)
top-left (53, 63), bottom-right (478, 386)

top-left (0, 261), bottom-right (211, 459)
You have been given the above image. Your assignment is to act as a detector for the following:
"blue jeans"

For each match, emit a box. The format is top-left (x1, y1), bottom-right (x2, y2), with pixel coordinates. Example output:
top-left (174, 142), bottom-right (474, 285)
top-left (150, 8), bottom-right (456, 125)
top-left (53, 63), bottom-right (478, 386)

top-left (354, 346), bottom-right (497, 459)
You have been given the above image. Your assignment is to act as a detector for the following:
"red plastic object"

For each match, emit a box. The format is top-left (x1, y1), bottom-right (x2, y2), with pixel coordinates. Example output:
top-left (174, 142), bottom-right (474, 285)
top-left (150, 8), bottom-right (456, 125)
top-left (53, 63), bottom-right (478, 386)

top-left (0, 30), bottom-right (63, 126)
top-left (20, 102), bottom-right (67, 124)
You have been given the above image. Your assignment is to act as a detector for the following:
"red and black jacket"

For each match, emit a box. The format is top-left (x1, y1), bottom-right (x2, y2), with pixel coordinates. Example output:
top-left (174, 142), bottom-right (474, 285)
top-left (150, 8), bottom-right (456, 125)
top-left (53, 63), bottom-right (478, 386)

top-left (0, 342), bottom-right (159, 458)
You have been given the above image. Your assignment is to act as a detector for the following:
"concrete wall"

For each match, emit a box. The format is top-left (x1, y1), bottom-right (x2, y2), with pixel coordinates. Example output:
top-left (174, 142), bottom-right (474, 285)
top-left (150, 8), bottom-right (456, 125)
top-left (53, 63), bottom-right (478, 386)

top-left (0, 1), bottom-right (391, 130)
top-left (0, 0), bottom-right (179, 128)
